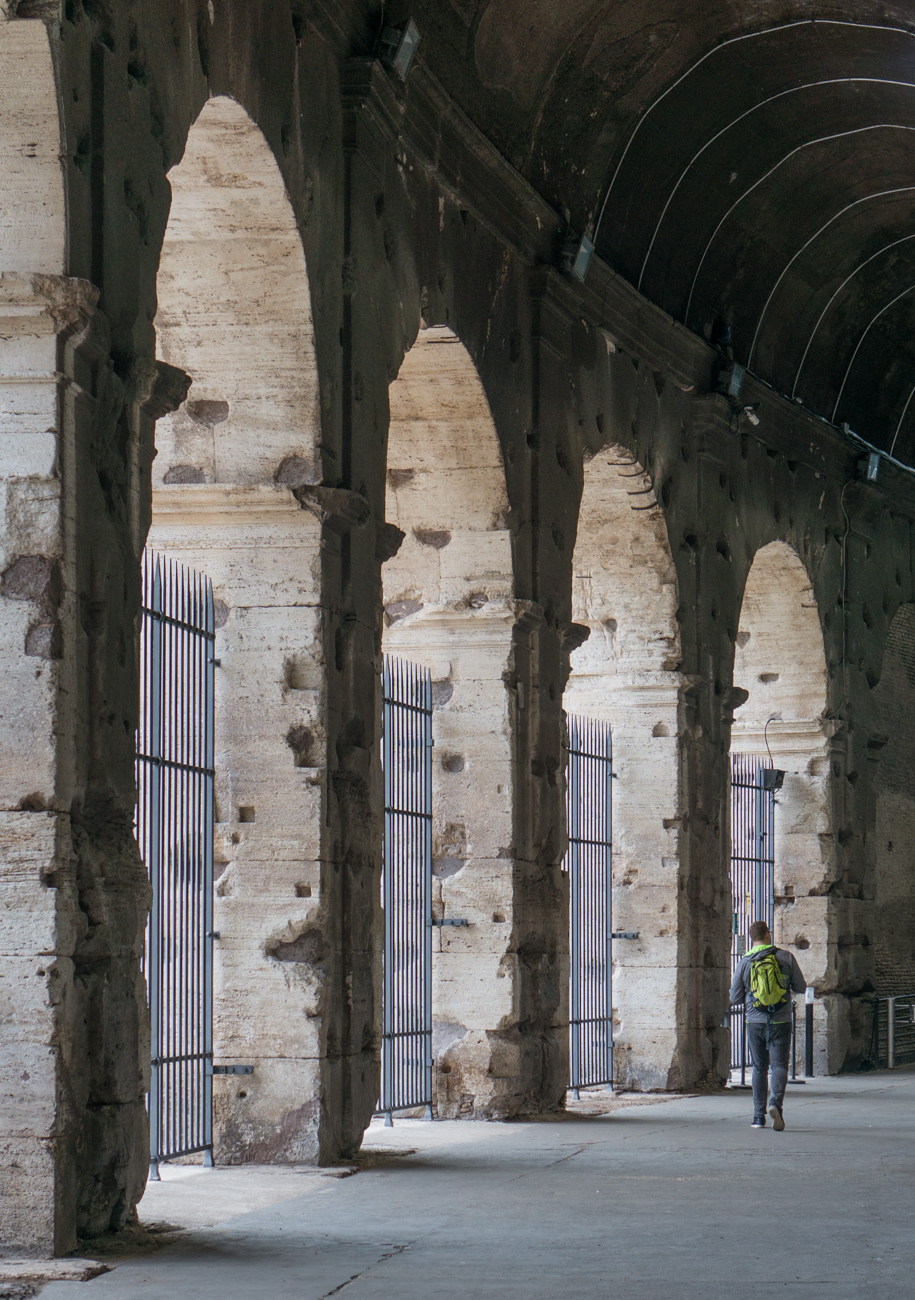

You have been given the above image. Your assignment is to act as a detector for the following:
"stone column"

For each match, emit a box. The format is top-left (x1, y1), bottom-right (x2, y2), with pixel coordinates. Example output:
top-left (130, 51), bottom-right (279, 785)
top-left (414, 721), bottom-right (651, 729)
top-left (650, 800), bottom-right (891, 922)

top-left (338, 60), bottom-right (408, 1148)
top-left (0, 274), bottom-right (148, 1254)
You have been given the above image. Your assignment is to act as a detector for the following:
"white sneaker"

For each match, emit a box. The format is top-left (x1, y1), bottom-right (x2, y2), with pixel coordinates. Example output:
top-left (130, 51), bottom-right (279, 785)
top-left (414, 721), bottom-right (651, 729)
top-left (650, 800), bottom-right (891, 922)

top-left (769, 1104), bottom-right (785, 1132)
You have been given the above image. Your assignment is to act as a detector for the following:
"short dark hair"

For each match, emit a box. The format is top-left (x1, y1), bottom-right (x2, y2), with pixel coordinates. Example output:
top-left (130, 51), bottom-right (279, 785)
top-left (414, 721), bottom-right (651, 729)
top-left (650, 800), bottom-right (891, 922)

top-left (749, 920), bottom-right (771, 944)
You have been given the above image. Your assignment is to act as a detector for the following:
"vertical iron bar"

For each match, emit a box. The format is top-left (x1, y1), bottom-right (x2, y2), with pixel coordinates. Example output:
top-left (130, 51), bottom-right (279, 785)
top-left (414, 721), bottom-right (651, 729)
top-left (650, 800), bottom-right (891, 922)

top-left (379, 655), bottom-right (433, 1120)
top-left (563, 714), bottom-right (613, 1092)
top-left (137, 551), bottom-right (215, 1170)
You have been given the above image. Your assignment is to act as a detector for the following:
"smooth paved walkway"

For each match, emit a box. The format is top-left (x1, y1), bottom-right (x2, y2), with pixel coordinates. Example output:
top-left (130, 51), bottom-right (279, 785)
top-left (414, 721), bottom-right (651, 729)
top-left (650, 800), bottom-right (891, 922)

top-left (41, 1070), bottom-right (915, 1300)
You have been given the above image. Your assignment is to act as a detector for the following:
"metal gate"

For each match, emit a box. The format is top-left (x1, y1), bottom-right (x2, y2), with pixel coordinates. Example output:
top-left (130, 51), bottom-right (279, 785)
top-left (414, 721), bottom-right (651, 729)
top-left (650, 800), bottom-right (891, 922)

top-left (564, 714), bottom-right (614, 1095)
top-left (136, 551), bottom-right (216, 1176)
top-left (379, 655), bottom-right (433, 1122)
top-left (729, 754), bottom-right (776, 1073)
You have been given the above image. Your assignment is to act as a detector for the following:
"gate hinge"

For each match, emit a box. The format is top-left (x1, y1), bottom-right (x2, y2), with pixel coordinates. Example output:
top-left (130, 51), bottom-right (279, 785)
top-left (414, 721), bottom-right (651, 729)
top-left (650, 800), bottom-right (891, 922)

top-left (611, 931), bottom-right (639, 939)
top-left (210, 1064), bottom-right (254, 1075)
top-left (430, 918), bottom-right (469, 927)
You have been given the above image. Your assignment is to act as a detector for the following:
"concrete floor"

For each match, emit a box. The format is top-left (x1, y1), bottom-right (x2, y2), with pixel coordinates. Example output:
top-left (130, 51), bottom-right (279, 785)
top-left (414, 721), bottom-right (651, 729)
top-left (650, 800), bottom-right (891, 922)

top-left (40, 1070), bottom-right (915, 1300)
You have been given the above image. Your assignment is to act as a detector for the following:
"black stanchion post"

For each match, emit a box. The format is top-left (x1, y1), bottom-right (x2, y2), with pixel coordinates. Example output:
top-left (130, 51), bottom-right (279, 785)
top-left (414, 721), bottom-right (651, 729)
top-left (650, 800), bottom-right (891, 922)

top-left (805, 986), bottom-right (815, 1077)
top-left (791, 1002), bottom-right (797, 1080)
top-left (788, 999), bottom-right (805, 1085)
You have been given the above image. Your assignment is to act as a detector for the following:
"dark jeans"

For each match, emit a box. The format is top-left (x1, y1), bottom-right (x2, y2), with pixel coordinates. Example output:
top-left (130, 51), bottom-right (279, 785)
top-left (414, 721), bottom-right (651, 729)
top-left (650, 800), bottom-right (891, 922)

top-left (747, 1020), bottom-right (791, 1118)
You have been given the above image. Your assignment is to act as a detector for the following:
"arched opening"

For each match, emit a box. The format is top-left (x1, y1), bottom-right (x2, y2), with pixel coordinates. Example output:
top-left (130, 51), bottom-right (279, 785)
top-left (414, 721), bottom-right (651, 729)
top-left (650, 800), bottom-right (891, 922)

top-left (382, 324), bottom-right (518, 1118)
top-left (731, 541), bottom-right (829, 1070)
top-left (564, 446), bottom-right (682, 1091)
top-left (871, 605), bottom-right (915, 1001)
top-left (148, 96), bottom-right (326, 1162)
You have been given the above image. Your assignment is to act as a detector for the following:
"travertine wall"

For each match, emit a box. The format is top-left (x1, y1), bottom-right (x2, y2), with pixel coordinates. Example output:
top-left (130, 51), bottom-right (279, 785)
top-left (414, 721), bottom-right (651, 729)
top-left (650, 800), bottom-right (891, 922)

top-left (2, 0), bottom-right (915, 1256)
top-left (148, 97), bottom-right (331, 1163)
top-left (383, 328), bottom-right (526, 1117)
top-left (565, 445), bottom-right (683, 1090)
top-left (731, 541), bottom-right (831, 1072)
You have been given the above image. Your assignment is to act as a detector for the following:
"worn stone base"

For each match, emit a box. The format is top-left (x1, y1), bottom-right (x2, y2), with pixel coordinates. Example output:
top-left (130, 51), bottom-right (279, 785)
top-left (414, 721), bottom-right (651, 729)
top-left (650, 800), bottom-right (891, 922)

top-left (0, 1260), bottom-right (108, 1282)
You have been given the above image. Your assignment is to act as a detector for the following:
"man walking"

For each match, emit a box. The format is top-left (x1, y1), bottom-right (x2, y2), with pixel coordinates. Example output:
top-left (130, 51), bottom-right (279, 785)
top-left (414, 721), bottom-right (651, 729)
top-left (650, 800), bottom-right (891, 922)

top-left (729, 920), bottom-right (806, 1130)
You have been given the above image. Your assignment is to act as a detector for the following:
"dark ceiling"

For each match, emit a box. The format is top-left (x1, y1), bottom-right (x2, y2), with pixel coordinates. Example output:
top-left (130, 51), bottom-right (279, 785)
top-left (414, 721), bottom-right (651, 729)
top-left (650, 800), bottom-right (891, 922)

top-left (396, 2), bottom-right (915, 464)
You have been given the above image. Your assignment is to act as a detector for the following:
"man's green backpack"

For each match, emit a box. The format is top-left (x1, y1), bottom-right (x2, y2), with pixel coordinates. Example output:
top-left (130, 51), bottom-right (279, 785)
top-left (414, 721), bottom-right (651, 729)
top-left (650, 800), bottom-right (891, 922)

top-left (749, 946), bottom-right (789, 1010)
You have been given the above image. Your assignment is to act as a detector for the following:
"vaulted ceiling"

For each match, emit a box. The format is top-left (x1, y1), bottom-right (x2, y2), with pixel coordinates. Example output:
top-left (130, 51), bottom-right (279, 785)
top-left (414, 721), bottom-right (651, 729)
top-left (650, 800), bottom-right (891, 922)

top-left (401, 2), bottom-right (915, 464)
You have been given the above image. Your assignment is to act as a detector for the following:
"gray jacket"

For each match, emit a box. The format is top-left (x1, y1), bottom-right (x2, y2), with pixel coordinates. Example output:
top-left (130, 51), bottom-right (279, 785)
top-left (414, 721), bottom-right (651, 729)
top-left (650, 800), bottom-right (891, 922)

top-left (729, 946), bottom-right (806, 1023)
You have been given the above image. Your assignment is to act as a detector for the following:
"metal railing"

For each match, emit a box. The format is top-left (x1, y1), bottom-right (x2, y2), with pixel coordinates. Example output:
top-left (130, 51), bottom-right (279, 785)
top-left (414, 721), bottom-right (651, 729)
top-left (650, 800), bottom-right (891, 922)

top-left (873, 995), bottom-right (915, 1069)
top-left (564, 715), bottom-right (614, 1095)
top-left (137, 551), bottom-right (216, 1177)
top-left (729, 754), bottom-right (775, 1072)
top-left (379, 655), bottom-right (433, 1123)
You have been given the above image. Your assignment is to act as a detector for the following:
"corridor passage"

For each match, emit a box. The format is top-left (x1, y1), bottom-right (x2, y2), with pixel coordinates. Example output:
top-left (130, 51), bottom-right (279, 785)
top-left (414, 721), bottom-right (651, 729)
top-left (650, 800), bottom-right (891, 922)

top-left (39, 1069), bottom-right (915, 1300)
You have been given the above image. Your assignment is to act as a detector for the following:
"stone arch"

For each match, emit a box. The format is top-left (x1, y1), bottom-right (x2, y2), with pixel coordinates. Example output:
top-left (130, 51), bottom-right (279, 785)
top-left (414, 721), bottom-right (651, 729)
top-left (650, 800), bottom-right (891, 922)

top-left (731, 540), bottom-right (830, 1069)
top-left (383, 325), bottom-right (512, 607)
top-left (870, 603), bottom-right (915, 997)
top-left (0, 19), bottom-right (65, 274)
top-left (147, 96), bottom-right (327, 1162)
top-left (153, 95), bottom-right (319, 488)
top-left (564, 445), bottom-right (682, 1091)
top-left (382, 324), bottom-right (519, 1119)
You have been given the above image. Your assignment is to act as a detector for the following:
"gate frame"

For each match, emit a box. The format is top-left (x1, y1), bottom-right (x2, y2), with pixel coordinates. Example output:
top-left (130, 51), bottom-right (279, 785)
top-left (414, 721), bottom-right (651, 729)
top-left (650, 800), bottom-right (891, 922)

top-left (137, 551), bottom-right (216, 1178)
top-left (379, 654), bottom-right (434, 1123)
top-left (564, 713), bottom-right (614, 1096)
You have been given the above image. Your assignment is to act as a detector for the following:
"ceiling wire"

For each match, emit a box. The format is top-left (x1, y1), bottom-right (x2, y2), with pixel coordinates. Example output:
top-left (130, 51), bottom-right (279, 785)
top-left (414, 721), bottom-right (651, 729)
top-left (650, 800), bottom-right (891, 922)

top-left (831, 279), bottom-right (915, 421)
top-left (686, 128), bottom-right (915, 332)
top-left (792, 231), bottom-right (915, 399)
top-left (888, 384), bottom-right (915, 460)
top-left (592, 18), bottom-right (915, 255)
top-left (639, 86), bottom-right (915, 295)
top-left (747, 185), bottom-right (915, 371)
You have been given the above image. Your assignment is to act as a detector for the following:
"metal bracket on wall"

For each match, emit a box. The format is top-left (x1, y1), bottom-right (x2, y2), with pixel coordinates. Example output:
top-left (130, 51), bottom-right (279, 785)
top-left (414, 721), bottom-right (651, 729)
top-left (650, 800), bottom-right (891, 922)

top-left (431, 918), bottom-right (469, 927)
top-left (611, 931), bottom-right (639, 939)
top-left (211, 1064), bottom-right (254, 1075)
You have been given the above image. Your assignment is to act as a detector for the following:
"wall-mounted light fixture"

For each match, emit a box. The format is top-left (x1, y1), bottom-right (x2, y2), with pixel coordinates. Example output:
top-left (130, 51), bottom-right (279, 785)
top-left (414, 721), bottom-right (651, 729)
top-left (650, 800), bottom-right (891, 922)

top-left (858, 450), bottom-right (880, 483)
top-left (717, 360), bottom-right (745, 402)
top-left (561, 232), bottom-right (594, 283)
top-left (763, 714), bottom-right (785, 790)
top-left (380, 17), bottom-right (421, 80)
top-left (569, 233), bottom-right (594, 282)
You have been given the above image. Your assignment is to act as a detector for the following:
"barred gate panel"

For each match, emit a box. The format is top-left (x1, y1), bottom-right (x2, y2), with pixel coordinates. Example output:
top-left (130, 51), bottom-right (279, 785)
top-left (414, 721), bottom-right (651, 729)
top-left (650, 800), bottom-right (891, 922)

top-left (729, 754), bottom-right (776, 1073)
top-left (564, 715), bottom-right (614, 1092)
top-left (137, 552), bottom-right (216, 1174)
top-left (380, 656), bottom-right (433, 1118)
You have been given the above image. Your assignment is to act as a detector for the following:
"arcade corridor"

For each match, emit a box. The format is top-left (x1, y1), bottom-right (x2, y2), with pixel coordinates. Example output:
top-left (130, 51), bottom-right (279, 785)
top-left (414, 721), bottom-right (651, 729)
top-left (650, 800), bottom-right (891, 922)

top-left (7, 0), bottom-right (915, 1279)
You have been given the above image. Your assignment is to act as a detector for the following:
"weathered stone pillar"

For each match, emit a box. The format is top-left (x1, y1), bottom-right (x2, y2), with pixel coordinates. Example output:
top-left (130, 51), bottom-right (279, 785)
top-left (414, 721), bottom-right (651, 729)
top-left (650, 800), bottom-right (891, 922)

top-left (0, 275), bottom-right (149, 1253)
top-left (337, 60), bottom-right (405, 1152)
top-left (526, 268), bottom-right (584, 1109)
top-left (666, 399), bottom-right (739, 1088)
